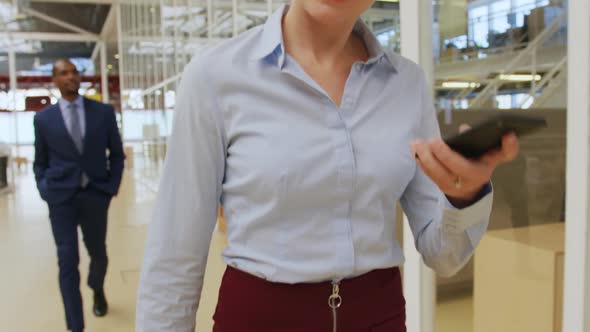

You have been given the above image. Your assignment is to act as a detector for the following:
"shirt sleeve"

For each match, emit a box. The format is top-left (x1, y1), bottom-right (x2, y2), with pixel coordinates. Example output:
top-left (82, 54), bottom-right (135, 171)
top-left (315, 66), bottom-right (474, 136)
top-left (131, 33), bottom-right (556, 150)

top-left (136, 55), bottom-right (226, 331)
top-left (399, 70), bottom-right (493, 278)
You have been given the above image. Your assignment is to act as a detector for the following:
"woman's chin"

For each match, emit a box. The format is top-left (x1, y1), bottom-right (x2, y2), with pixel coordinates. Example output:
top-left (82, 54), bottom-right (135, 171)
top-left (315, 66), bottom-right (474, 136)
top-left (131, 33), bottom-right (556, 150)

top-left (303, 4), bottom-right (355, 25)
top-left (299, 0), bottom-right (371, 25)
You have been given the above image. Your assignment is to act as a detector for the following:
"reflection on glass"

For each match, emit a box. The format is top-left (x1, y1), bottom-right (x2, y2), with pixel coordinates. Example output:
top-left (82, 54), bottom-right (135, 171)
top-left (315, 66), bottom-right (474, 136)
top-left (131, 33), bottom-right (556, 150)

top-left (436, 108), bottom-right (566, 332)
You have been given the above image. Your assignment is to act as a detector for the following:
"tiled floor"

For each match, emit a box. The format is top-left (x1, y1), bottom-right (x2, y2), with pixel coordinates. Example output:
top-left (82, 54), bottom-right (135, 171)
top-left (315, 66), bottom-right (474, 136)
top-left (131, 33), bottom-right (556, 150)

top-left (0, 155), bottom-right (472, 332)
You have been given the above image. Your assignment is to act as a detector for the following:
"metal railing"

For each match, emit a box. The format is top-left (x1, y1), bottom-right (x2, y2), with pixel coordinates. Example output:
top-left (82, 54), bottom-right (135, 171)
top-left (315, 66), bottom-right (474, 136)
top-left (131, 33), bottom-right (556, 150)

top-left (438, 1), bottom-right (558, 64)
top-left (441, 12), bottom-right (567, 108)
top-left (517, 55), bottom-right (567, 108)
top-left (464, 10), bottom-right (567, 108)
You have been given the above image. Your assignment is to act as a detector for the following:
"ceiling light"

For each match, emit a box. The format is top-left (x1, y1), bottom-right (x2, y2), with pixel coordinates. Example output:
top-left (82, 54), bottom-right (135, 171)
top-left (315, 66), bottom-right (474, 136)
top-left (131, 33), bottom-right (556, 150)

top-left (498, 74), bottom-right (542, 82)
top-left (441, 82), bottom-right (481, 89)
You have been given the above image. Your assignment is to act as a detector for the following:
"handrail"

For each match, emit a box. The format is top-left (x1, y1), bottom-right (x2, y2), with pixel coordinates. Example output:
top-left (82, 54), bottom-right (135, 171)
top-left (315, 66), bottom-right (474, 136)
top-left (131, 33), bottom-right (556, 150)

top-left (438, 41), bottom-right (529, 64)
top-left (517, 56), bottom-right (567, 108)
top-left (468, 10), bottom-right (567, 108)
top-left (531, 65), bottom-right (567, 108)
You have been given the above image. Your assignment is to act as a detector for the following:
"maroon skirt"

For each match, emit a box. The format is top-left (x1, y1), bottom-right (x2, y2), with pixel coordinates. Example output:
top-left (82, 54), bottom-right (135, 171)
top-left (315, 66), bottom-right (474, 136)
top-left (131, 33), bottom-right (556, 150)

top-left (213, 266), bottom-right (406, 332)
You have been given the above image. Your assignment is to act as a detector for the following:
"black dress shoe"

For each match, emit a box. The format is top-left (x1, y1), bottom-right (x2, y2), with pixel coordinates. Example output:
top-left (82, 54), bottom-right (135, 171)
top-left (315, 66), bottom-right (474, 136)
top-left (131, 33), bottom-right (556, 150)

top-left (93, 289), bottom-right (108, 317)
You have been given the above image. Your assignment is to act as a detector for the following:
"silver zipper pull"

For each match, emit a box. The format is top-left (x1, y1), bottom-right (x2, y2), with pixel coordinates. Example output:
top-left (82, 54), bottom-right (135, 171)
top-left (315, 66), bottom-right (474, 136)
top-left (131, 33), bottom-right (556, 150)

top-left (328, 281), bottom-right (342, 309)
top-left (329, 281), bottom-right (342, 332)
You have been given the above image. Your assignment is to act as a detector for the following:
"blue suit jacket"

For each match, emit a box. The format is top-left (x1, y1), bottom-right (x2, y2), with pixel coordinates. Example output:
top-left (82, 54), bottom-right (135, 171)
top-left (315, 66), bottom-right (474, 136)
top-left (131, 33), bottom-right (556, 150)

top-left (33, 98), bottom-right (125, 205)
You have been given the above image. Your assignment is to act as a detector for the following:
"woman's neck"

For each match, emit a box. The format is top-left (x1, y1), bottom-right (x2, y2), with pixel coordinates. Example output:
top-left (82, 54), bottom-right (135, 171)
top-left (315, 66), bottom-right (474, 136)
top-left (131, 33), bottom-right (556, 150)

top-left (282, 5), bottom-right (359, 66)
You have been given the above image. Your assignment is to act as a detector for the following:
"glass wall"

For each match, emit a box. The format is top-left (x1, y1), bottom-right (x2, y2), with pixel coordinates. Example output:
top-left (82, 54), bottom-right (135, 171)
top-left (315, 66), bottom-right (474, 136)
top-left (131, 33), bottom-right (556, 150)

top-left (0, 22), bottom-right (105, 148)
top-left (434, 1), bottom-right (568, 331)
top-left (437, 0), bottom-right (567, 110)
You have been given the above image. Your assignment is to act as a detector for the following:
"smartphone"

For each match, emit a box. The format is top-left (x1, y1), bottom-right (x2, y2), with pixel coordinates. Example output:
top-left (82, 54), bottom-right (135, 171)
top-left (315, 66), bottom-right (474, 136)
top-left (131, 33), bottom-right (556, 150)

top-left (443, 113), bottom-right (547, 159)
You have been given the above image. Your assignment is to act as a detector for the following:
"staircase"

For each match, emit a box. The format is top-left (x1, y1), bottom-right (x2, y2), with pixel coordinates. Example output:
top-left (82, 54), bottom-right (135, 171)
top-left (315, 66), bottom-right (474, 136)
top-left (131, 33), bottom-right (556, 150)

top-left (437, 10), bottom-right (568, 109)
top-left (518, 56), bottom-right (567, 108)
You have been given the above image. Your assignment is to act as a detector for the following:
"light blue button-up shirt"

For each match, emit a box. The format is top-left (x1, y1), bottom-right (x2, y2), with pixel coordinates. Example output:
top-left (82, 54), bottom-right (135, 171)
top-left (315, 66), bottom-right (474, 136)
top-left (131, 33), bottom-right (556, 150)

top-left (58, 95), bottom-right (86, 137)
top-left (137, 5), bottom-right (493, 331)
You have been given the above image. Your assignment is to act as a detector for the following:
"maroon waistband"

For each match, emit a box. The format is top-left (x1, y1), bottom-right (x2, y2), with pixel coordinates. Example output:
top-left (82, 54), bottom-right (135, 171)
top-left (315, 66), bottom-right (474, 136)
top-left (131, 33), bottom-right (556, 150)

top-left (214, 266), bottom-right (406, 331)
top-left (225, 265), bottom-right (401, 289)
top-left (222, 265), bottom-right (403, 305)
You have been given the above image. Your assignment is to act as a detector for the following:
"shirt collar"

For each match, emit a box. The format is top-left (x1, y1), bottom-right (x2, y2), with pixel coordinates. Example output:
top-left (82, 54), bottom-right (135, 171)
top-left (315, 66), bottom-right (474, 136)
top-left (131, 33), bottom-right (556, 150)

top-left (250, 4), bottom-right (288, 66)
top-left (59, 95), bottom-right (83, 110)
top-left (250, 4), bottom-right (396, 72)
top-left (352, 18), bottom-right (396, 69)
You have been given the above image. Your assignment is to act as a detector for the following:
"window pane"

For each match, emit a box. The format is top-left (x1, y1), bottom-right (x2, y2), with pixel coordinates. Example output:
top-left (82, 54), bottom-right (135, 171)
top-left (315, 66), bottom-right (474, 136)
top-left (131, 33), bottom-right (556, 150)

top-left (491, 0), bottom-right (511, 33)
top-left (469, 6), bottom-right (489, 48)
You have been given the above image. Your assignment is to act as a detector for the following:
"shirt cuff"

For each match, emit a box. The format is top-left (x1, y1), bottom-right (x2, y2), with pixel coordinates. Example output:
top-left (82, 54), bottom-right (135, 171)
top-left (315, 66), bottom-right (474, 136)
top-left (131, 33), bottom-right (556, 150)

top-left (439, 182), bottom-right (493, 235)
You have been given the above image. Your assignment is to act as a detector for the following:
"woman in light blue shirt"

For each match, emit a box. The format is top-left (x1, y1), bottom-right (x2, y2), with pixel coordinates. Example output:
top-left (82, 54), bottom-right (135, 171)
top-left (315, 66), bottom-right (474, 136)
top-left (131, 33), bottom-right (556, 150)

top-left (136, 1), bottom-right (519, 331)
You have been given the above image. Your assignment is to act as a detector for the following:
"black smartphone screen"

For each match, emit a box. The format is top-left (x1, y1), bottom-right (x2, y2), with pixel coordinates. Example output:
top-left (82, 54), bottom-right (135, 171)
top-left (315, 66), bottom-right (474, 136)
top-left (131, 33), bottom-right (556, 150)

top-left (443, 114), bottom-right (547, 159)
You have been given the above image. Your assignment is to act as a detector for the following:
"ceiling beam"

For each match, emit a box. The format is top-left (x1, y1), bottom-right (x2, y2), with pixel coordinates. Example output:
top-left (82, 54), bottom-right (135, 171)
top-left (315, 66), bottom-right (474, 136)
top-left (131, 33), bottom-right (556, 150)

top-left (91, 5), bottom-right (116, 62)
top-left (0, 32), bottom-right (100, 42)
top-left (21, 7), bottom-right (99, 37)
top-left (100, 4), bottom-right (117, 39)
top-left (91, 41), bottom-right (102, 61)
top-left (27, 0), bottom-right (114, 4)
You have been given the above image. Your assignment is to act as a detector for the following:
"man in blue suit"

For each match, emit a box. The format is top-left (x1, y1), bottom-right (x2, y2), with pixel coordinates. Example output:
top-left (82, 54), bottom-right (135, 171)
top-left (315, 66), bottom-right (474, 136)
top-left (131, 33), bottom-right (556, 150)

top-left (33, 59), bottom-right (125, 332)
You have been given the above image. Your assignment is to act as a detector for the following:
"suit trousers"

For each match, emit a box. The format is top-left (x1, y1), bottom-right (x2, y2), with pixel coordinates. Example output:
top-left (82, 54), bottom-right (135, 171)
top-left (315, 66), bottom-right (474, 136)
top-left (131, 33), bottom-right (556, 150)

top-left (48, 187), bottom-right (111, 331)
top-left (213, 266), bottom-right (406, 332)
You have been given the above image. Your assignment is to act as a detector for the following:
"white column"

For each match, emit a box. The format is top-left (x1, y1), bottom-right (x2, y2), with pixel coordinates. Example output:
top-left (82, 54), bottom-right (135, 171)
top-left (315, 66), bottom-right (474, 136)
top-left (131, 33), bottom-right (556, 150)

top-left (10, 2), bottom-right (17, 153)
top-left (9, 39), bottom-right (18, 154)
top-left (131, 0), bottom-right (138, 108)
top-left (563, 0), bottom-right (590, 331)
top-left (232, 0), bottom-right (239, 37)
top-left (400, 1), bottom-right (435, 332)
top-left (9, 44), bottom-right (16, 107)
top-left (100, 41), bottom-right (109, 103)
top-left (116, 3), bottom-right (125, 136)
top-left (207, 0), bottom-right (213, 39)
top-left (160, 0), bottom-right (168, 111)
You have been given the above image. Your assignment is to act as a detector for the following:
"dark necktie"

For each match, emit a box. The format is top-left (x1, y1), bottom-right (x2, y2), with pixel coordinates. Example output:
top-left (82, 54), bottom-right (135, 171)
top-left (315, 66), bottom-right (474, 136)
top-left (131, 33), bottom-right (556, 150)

top-left (68, 103), bottom-right (88, 188)
top-left (68, 103), bottom-right (84, 153)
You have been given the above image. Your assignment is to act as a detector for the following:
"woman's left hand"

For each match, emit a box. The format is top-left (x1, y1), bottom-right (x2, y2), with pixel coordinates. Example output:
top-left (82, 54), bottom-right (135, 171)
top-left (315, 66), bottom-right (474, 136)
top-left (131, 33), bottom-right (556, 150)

top-left (410, 128), bottom-right (520, 207)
